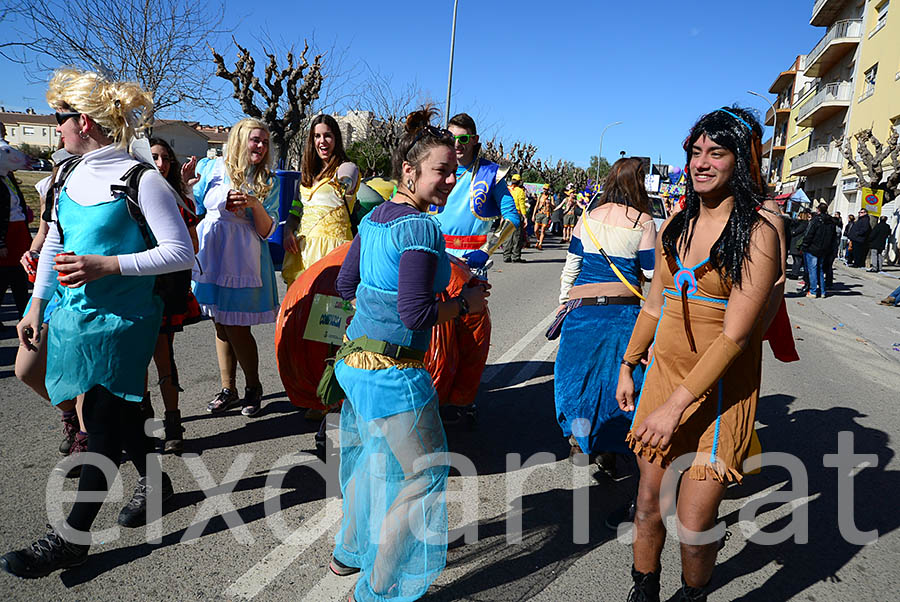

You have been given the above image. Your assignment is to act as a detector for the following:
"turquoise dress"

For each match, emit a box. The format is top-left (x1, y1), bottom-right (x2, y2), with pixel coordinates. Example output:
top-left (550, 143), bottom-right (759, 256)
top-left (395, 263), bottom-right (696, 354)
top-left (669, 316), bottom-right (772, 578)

top-left (45, 187), bottom-right (162, 405)
top-left (333, 210), bottom-right (451, 602)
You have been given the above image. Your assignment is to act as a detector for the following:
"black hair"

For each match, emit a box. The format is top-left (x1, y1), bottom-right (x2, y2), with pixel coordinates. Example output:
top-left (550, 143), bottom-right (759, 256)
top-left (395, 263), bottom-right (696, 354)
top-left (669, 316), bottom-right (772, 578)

top-left (148, 137), bottom-right (184, 197)
top-left (448, 112), bottom-right (477, 134)
top-left (391, 105), bottom-right (454, 181)
top-left (661, 106), bottom-right (769, 287)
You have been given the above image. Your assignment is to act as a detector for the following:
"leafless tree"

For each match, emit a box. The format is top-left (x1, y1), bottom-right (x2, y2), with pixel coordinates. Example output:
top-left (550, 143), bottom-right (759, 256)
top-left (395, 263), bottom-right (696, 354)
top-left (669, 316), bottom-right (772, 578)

top-left (212, 39), bottom-right (324, 167)
top-left (1, 0), bottom-right (230, 114)
top-left (358, 66), bottom-right (430, 161)
top-left (842, 125), bottom-right (900, 205)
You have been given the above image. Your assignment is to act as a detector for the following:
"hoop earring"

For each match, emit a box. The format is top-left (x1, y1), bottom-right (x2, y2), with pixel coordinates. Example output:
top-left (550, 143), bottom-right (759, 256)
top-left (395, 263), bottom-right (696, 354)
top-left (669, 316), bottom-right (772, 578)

top-left (79, 131), bottom-right (89, 140)
top-left (406, 179), bottom-right (416, 193)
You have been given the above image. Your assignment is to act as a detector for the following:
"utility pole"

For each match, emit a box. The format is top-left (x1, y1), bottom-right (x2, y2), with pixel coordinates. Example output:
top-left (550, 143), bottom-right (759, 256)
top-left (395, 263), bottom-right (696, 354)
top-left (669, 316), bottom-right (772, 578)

top-left (444, 0), bottom-right (460, 128)
top-left (598, 120), bottom-right (622, 184)
top-left (748, 89), bottom-right (777, 193)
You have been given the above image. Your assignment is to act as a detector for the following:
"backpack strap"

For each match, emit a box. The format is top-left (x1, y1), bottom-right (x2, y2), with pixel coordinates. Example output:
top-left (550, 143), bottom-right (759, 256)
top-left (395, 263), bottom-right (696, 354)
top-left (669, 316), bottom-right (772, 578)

top-left (48, 156), bottom-right (83, 244)
top-left (110, 163), bottom-right (155, 250)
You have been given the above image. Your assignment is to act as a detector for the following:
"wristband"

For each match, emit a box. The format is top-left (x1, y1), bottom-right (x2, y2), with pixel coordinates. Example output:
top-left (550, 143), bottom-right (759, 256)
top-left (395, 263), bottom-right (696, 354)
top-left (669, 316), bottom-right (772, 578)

top-left (456, 295), bottom-right (469, 316)
top-left (621, 359), bottom-right (637, 369)
top-left (623, 310), bottom-right (660, 364)
top-left (680, 332), bottom-right (743, 398)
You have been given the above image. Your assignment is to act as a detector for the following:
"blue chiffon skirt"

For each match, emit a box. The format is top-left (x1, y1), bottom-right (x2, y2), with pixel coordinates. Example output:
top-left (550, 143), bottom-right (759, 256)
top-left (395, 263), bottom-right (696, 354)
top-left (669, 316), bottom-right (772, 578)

top-left (554, 303), bottom-right (644, 455)
top-left (334, 362), bottom-right (449, 602)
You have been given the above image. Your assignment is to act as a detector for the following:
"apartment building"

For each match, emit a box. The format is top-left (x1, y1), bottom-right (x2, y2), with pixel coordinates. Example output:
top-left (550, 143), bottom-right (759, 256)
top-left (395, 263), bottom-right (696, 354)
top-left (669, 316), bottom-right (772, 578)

top-left (838, 0), bottom-right (900, 216)
top-left (768, 56), bottom-right (806, 194)
top-left (0, 110), bottom-right (60, 151)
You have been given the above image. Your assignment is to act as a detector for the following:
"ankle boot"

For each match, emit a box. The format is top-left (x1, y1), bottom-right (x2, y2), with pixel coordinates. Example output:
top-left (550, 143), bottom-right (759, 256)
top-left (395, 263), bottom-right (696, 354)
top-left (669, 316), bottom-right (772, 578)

top-left (678, 575), bottom-right (710, 601)
top-left (59, 411), bottom-right (79, 456)
top-left (163, 410), bottom-right (184, 455)
top-left (627, 565), bottom-right (660, 602)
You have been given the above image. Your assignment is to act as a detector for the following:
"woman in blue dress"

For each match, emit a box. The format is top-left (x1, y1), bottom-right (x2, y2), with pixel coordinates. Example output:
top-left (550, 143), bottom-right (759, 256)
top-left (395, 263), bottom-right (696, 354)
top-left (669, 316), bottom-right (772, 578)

top-left (191, 118), bottom-right (280, 417)
top-left (2, 67), bottom-right (194, 578)
top-left (330, 107), bottom-right (489, 602)
top-left (554, 157), bottom-right (656, 474)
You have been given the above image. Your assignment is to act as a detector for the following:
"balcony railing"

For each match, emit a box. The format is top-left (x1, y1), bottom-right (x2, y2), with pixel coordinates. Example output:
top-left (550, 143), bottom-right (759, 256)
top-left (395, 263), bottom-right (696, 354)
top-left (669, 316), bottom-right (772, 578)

top-left (811, 0), bottom-right (848, 27)
top-left (796, 81), bottom-right (853, 122)
top-left (790, 145), bottom-right (843, 173)
top-left (805, 19), bottom-right (861, 74)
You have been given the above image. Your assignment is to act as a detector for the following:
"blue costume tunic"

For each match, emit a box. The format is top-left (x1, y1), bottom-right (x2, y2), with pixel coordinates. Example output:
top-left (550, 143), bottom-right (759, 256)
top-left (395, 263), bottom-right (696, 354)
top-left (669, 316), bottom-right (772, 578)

top-left (333, 210), bottom-right (451, 602)
top-left (431, 159), bottom-right (519, 257)
top-left (45, 187), bottom-right (162, 405)
top-left (554, 218), bottom-right (647, 455)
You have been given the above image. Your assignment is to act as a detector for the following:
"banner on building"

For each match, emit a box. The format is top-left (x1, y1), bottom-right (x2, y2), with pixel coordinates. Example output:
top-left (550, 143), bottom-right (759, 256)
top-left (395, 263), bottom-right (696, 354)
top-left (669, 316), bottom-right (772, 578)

top-left (861, 187), bottom-right (883, 217)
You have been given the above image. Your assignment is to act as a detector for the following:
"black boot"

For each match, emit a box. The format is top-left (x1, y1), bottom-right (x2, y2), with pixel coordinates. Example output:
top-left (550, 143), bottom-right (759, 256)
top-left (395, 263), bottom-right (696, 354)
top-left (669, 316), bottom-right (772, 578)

top-left (678, 575), bottom-right (710, 601)
top-left (627, 565), bottom-right (661, 602)
top-left (0, 525), bottom-right (89, 578)
top-left (117, 473), bottom-right (174, 527)
top-left (163, 410), bottom-right (184, 455)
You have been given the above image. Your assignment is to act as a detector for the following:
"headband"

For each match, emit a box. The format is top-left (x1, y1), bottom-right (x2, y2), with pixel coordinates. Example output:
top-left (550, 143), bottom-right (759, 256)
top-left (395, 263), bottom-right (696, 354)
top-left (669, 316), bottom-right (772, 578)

top-left (716, 109), bottom-right (754, 132)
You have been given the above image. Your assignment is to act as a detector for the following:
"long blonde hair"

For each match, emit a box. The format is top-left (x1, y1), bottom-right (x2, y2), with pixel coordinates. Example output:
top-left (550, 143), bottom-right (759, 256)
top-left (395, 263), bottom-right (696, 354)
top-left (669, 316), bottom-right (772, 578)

top-left (224, 118), bottom-right (274, 200)
top-left (46, 67), bottom-right (153, 149)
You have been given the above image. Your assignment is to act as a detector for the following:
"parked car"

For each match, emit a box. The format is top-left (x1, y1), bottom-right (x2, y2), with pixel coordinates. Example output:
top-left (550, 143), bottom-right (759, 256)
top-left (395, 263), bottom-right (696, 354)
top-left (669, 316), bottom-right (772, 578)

top-left (31, 158), bottom-right (52, 171)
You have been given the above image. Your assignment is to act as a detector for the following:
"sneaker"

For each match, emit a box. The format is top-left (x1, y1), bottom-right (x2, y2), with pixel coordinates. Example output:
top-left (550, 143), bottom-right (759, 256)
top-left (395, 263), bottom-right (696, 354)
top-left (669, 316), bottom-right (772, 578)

top-left (207, 388), bottom-right (239, 413)
top-left (605, 498), bottom-right (636, 530)
top-left (879, 296), bottom-right (895, 305)
top-left (117, 473), bottom-right (174, 528)
top-left (0, 525), bottom-right (89, 578)
top-left (163, 410), bottom-right (184, 455)
top-left (329, 556), bottom-right (360, 576)
top-left (677, 575), bottom-right (710, 601)
top-left (59, 412), bottom-right (79, 456)
top-left (514, 258), bottom-right (527, 263)
top-left (594, 452), bottom-right (617, 479)
top-left (304, 407), bottom-right (327, 421)
top-left (65, 431), bottom-right (88, 479)
top-left (241, 384), bottom-right (263, 417)
top-left (502, 257), bottom-right (512, 263)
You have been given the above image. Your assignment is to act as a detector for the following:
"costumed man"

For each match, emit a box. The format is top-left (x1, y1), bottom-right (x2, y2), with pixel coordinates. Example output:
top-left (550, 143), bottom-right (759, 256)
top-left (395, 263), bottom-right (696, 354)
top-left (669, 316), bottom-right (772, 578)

top-left (430, 113), bottom-right (521, 426)
top-left (503, 173), bottom-right (528, 263)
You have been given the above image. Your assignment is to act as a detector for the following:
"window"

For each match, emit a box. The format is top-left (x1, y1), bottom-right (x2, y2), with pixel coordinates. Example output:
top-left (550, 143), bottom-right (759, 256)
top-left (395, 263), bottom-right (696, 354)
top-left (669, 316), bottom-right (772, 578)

top-left (875, 1), bottom-right (889, 33)
top-left (8, 128), bottom-right (15, 137)
top-left (861, 64), bottom-right (878, 100)
top-left (42, 128), bottom-right (47, 136)
top-left (22, 126), bottom-right (35, 136)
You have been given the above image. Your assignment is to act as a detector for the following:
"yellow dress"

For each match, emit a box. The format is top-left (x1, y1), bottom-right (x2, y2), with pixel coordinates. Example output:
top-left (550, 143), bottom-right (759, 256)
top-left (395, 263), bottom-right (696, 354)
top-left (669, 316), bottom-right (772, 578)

top-left (282, 179), bottom-right (357, 285)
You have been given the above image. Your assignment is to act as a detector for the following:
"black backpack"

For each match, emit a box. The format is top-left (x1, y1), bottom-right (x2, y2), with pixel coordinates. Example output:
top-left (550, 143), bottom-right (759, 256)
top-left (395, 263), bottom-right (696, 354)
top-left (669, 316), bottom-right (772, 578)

top-left (48, 158), bottom-right (193, 312)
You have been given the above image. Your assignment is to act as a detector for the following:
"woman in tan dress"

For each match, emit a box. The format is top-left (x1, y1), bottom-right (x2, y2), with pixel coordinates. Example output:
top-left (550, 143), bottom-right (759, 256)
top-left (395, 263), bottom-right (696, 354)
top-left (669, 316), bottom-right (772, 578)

top-left (616, 107), bottom-right (782, 602)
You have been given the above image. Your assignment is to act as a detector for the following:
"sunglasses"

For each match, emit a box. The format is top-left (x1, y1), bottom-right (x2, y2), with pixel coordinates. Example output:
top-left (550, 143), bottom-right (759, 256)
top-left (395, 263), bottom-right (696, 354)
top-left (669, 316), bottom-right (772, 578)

top-left (55, 111), bottom-right (81, 125)
top-left (409, 125), bottom-right (454, 153)
top-left (453, 134), bottom-right (475, 144)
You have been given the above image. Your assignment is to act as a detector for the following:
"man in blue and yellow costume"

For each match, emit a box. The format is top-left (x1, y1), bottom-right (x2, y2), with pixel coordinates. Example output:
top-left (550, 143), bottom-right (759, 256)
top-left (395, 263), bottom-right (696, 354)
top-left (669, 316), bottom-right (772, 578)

top-left (430, 113), bottom-right (521, 427)
top-left (432, 113), bottom-right (521, 271)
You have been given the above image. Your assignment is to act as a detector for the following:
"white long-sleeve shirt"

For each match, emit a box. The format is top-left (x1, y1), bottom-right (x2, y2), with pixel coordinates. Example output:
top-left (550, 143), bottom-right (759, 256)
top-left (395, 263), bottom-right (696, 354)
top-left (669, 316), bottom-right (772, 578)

top-left (33, 144), bottom-right (194, 300)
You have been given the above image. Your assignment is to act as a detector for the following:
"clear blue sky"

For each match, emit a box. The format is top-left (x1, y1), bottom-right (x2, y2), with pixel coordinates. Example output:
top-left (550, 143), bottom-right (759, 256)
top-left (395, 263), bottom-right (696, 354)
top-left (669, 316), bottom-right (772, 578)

top-left (0, 0), bottom-right (825, 168)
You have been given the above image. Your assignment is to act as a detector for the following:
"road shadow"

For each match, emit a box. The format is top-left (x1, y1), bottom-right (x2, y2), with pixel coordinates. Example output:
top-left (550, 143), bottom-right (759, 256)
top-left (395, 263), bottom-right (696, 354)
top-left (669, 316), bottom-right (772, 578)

top-left (423, 485), bottom-right (628, 601)
top-left (57, 458), bottom-right (331, 586)
top-left (710, 393), bottom-right (900, 600)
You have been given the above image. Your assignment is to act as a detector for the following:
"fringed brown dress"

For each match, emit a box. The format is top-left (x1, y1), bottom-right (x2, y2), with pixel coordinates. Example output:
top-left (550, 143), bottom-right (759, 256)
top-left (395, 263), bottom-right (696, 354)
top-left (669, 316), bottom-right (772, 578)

top-left (625, 251), bottom-right (762, 483)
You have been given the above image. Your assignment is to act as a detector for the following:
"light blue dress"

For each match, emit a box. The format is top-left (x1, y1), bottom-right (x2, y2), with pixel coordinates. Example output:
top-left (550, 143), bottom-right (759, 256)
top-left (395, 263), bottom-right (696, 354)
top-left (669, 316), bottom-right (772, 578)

top-left (45, 187), bottom-right (162, 405)
top-left (192, 159), bottom-right (280, 325)
top-left (333, 211), bottom-right (451, 602)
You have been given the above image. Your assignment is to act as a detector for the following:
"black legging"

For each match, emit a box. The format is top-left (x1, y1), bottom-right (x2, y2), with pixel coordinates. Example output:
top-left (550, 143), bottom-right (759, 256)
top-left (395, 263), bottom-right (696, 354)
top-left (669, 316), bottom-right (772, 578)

top-left (66, 385), bottom-right (155, 533)
top-left (0, 265), bottom-right (29, 318)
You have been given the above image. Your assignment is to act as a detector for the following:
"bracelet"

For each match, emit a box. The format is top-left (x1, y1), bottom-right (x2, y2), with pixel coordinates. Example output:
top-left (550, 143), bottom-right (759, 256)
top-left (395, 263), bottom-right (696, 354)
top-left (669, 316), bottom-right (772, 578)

top-left (620, 359), bottom-right (637, 369)
top-left (456, 295), bottom-right (470, 316)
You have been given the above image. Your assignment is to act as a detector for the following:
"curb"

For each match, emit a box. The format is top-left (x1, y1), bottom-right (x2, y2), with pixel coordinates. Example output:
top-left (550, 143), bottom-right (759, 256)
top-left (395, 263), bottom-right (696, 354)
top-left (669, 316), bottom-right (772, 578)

top-left (834, 262), bottom-right (899, 288)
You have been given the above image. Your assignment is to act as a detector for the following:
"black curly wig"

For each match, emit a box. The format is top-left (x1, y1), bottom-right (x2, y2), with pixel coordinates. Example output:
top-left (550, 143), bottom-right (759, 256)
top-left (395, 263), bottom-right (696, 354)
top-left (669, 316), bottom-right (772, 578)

top-left (661, 106), bottom-right (768, 287)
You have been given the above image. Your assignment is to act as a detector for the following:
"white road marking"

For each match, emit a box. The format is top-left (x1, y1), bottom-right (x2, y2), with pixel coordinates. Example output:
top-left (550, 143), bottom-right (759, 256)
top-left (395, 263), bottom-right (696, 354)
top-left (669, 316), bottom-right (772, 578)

top-left (298, 565), bottom-right (354, 602)
top-left (482, 308), bottom-right (558, 385)
top-left (491, 336), bottom-right (559, 391)
top-left (224, 498), bottom-right (343, 600)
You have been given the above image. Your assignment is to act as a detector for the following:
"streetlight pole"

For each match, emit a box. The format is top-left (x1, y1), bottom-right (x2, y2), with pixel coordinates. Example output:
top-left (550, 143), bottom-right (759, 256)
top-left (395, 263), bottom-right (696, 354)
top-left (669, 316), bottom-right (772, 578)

top-left (444, 0), bottom-right (460, 128)
top-left (748, 90), bottom-right (777, 192)
top-left (597, 121), bottom-right (622, 184)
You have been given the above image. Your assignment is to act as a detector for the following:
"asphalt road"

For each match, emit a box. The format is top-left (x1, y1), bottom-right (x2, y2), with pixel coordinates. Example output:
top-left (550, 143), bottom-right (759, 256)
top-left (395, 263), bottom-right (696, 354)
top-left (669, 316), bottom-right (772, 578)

top-left (1, 234), bottom-right (898, 601)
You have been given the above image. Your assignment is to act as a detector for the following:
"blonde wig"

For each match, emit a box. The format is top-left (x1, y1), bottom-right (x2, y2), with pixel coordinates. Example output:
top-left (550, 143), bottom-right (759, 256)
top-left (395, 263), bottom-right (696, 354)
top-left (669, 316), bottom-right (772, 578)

top-left (46, 67), bottom-right (153, 149)
top-left (224, 118), bottom-right (274, 200)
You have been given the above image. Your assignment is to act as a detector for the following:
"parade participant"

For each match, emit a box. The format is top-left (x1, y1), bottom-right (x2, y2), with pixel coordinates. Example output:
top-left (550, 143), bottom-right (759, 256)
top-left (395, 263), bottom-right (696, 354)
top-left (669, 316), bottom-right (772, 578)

top-left (193, 118), bottom-right (280, 417)
top-left (867, 215), bottom-right (890, 273)
top-left (281, 114), bottom-right (359, 287)
top-left (616, 107), bottom-right (781, 601)
top-left (2, 67), bottom-right (194, 578)
top-left (330, 107), bottom-right (489, 602)
top-left (433, 112), bottom-right (520, 264)
top-left (800, 202), bottom-right (834, 298)
top-left (15, 145), bottom-right (89, 462)
top-left (847, 208), bottom-right (871, 267)
top-left (0, 139), bottom-right (32, 322)
top-left (554, 157), bottom-right (655, 476)
top-left (502, 173), bottom-right (528, 263)
top-left (561, 187), bottom-right (579, 242)
top-left (531, 186), bottom-right (554, 249)
top-left (148, 138), bottom-right (201, 453)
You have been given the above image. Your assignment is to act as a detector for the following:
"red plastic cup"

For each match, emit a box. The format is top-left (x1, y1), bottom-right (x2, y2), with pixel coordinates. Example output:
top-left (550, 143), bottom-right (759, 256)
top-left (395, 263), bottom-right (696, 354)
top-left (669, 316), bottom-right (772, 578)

top-left (55, 251), bottom-right (75, 286)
